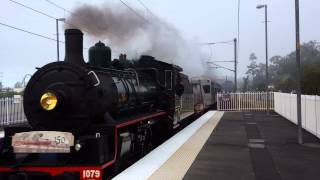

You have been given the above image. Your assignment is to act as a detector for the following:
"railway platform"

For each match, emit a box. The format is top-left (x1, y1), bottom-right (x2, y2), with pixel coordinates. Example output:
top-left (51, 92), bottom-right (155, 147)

top-left (114, 111), bottom-right (320, 180)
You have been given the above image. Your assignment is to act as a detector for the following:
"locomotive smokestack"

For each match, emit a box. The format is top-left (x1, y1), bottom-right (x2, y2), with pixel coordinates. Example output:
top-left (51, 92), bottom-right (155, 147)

top-left (64, 29), bottom-right (85, 65)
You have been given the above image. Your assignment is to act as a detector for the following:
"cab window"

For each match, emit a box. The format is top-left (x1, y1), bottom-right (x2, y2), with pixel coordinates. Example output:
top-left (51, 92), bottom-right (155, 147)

top-left (202, 85), bottom-right (210, 93)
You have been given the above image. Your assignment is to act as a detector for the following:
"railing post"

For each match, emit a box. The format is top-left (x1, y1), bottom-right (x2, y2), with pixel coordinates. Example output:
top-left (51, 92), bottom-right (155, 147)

top-left (238, 92), bottom-right (241, 111)
top-left (315, 95), bottom-right (318, 138)
top-left (217, 93), bottom-right (220, 111)
top-left (6, 97), bottom-right (9, 126)
top-left (316, 95), bottom-right (320, 139)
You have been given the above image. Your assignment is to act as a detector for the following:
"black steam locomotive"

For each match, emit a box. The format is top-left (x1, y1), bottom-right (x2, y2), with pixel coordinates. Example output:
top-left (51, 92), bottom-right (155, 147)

top-left (0, 29), bottom-right (220, 180)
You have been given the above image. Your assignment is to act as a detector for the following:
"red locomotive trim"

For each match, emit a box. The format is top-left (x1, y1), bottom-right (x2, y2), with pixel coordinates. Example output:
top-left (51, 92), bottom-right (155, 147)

top-left (116, 111), bottom-right (167, 128)
top-left (0, 111), bottom-right (167, 177)
top-left (104, 111), bottom-right (167, 169)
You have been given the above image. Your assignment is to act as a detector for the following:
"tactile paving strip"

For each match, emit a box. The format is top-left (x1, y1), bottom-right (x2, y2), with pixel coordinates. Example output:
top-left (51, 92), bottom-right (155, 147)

top-left (244, 113), bottom-right (281, 180)
top-left (148, 112), bottom-right (224, 180)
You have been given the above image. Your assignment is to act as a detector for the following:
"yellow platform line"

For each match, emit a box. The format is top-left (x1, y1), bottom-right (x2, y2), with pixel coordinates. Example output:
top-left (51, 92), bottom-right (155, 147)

top-left (148, 111), bottom-right (224, 180)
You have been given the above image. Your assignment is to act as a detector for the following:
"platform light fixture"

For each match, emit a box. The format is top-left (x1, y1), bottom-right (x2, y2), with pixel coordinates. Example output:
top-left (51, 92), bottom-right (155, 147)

top-left (256, 4), bottom-right (270, 115)
top-left (256, 5), bottom-right (265, 9)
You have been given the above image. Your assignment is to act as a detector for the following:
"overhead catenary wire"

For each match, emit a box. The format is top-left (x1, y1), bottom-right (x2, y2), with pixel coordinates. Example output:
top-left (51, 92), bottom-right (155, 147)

top-left (8, 0), bottom-right (90, 34)
top-left (8, 0), bottom-right (56, 20)
top-left (0, 22), bottom-right (90, 50)
top-left (119, 0), bottom-right (149, 23)
top-left (43, 0), bottom-right (150, 32)
top-left (209, 60), bottom-right (235, 63)
top-left (200, 40), bottom-right (233, 63)
top-left (136, 0), bottom-right (155, 18)
top-left (44, 0), bottom-right (74, 15)
top-left (207, 62), bottom-right (235, 72)
top-left (0, 22), bottom-right (63, 43)
top-left (43, 0), bottom-right (143, 54)
top-left (203, 40), bottom-right (234, 45)
top-left (43, 0), bottom-right (149, 30)
top-left (203, 39), bottom-right (236, 74)
top-left (43, 0), bottom-right (146, 54)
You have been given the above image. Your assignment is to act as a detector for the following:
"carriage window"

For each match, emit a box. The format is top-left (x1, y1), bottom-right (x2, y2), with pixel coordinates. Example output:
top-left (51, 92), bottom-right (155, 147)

top-left (203, 85), bottom-right (210, 93)
top-left (165, 70), bottom-right (172, 90)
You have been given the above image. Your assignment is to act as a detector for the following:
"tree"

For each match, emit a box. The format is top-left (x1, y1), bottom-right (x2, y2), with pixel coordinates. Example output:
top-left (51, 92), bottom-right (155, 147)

top-left (246, 53), bottom-right (258, 77)
top-left (246, 53), bottom-right (266, 91)
top-left (302, 65), bottom-right (320, 94)
top-left (246, 41), bottom-right (320, 95)
top-left (242, 76), bottom-right (249, 92)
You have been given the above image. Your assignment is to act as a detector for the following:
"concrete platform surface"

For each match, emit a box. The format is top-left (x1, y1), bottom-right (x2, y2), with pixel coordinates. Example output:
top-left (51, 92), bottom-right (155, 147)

top-left (148, 111), bottom-right (224, 180)
top-left (184, 111), bottom-right (320, 180)
top-left (113, 111), bottom-right (219, 180)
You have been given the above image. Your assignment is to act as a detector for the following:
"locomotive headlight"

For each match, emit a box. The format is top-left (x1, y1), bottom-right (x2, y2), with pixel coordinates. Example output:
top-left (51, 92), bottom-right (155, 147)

top-left (40, 92), bottom-right (58, 111)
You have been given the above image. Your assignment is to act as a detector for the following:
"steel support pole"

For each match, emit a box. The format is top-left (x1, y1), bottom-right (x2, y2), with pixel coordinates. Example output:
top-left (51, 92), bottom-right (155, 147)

top-left (295, 0), bottom-right (303, 144)
top-left (264, 5), bottom-right (270, 115)
top-left (56, 19), bottom-right (60, 62)
top-left (233, 38), bottom-right (238, 92)
top-left (234, 38), bottom-right (238, 92)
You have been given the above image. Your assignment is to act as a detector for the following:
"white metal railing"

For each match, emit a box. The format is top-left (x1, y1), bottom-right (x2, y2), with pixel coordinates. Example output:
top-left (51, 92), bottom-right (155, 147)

top-left (0, 96), bottom-right (27, 127)
top-left (217, 92), bottom-right (274, 111)
top-left (274, 92), bottom-right (320, 139)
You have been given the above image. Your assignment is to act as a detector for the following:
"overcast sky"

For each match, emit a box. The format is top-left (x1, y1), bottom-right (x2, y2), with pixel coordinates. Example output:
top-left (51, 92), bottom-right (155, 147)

top-left (1, 0), bottom-right (320, 87)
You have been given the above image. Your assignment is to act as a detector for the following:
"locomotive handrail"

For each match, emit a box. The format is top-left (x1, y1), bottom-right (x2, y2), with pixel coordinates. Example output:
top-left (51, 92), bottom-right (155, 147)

top-left (135, 68), bottom-right (165, 88)
top-left (89, 66), bottom-right (136, 79)
top-left (125, 68), bottom-right (140, 86)
top-left (88, 70), bottom-right (100, 87)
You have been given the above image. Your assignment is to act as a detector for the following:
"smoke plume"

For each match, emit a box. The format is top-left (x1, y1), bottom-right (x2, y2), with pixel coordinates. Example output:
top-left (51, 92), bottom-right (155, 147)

top-left (65, 3), bottom-right (212, 77)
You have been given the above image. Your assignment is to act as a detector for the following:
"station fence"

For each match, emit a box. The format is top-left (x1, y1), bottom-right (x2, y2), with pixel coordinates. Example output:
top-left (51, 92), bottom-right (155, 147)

top-left (274, 92), bottom-right (320, 139)
top-left (2, 92), bottom-right (319, 139)
top-left (217, 92), bottom-right (274, 111)
top-left (0, 96), bottom-right (27, 127)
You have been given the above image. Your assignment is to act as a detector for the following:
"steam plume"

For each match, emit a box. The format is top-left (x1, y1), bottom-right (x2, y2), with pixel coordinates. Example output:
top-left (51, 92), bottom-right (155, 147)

top-left (65, 3), bottom-right (212, 77)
